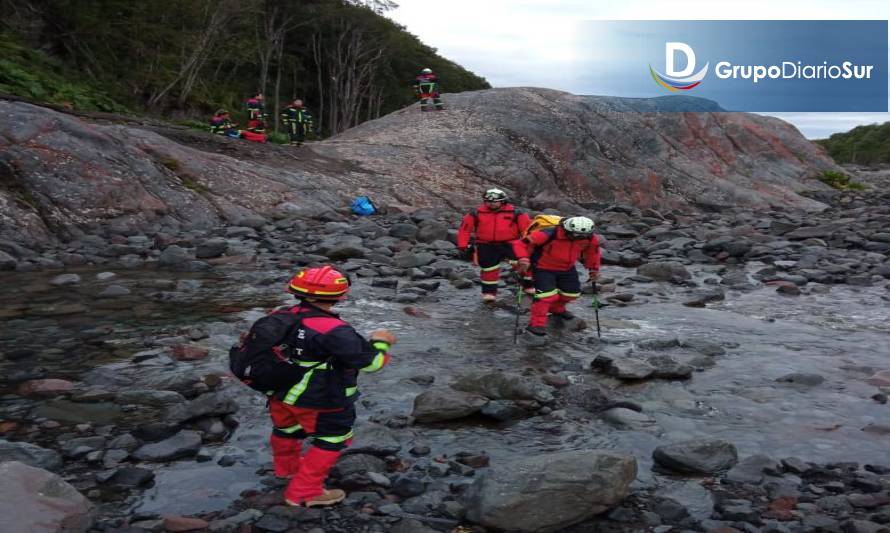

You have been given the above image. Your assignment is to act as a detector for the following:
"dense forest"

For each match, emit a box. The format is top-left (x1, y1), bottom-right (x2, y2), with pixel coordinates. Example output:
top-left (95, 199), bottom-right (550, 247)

top-left (816, 121), bottom-right (890, 166)
top-left (0, 0), bottom-right (490, 135)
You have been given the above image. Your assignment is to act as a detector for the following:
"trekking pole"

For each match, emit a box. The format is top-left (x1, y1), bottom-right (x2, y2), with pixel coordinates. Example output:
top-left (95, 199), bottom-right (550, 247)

top-left (513, 273), bottom-right (523, 344)
top-left (591, 280), bottom-right (602, 339)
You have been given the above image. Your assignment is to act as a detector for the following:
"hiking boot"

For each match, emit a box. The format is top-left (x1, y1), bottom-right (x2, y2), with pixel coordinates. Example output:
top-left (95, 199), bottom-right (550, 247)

top-left (286, 489), bottom-right (346, 508)
top-left (525, 325), bottom-right (547, 336)
top-left (482, 293), bottom-right (497, 303)
top-left (552, 311), bottom-right (575, 320)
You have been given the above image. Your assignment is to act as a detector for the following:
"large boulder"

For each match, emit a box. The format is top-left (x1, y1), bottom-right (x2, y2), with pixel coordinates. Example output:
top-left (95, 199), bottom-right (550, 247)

top-left (0, 440), bottom-right (62, 471)
top-left (464, 450), bottom-right (637, 532)
top-left (412, 388), bottom-right (488, 423)
top-left (653, 439), bottom-right (739, 474)
top-left (0, 461), bottom-right (95, 532)
top-left (452, 372), bottom-right (555, 403)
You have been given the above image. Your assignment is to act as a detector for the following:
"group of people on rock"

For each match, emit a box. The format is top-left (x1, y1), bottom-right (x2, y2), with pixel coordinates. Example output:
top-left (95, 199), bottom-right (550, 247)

top-left (209, 67), bottom-right (443, 145)
top-left (232, 186), bottom-right (597, 508)
top-left (209, 93), bottom-right (314, 146)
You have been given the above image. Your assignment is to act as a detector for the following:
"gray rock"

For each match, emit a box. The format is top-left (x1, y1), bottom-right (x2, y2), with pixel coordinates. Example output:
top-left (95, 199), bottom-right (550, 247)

top-left (0, 439), bottom-right (63, 471)
top-left (653, 439), bottom-right (739, 474)
top-left (684, 289), bottom-right (725, 307)
top-left (0, 250), bottom-right (17, 270)
top-left (840, 519), bottom-right (887, 533)
top-left (592, 355), bottom-right (655, 380)
top-left (50, 273), bottom-right (81, 286)
top-left (389, 223), bottom-right (419, 240)
top-left (391, 474), bottom-right (427, 498)
top-left (464, 450), bottom-right (637, 532)
top-left (195, 238), bottom-right (228, 259)
top-left (0, 461), bottom-right (94, 532)
top-left (391, 518), bottom-right (439, 533)
top-left (637, 261), bottom-right (692, 283)
top-left (332, 454), bottom-right (386, 478)
top-left (345, 423), bottom-right (401, 456)
top-left (208, 509), bottom-right (264, 532)
top-left (602, 408), bottom-right (658, 431)
top-left (97, 284), bottom-right (130, 298)
top-left (724, 454), bottom-right (780, 485)
top-left (108, 433), bottom-right (139, 452)
top-left (452, 372), bottom-right (555, 403)
top-left (102, 466), bottom-right (155, 487)
top-left (132, 430), bottom-right (202, 462)
top-left (480, 400), bottom-right (529, 421)
top-left (412, 387), bottom-right (488, 423)
top-left (164, 391), bottom-right (239, 424)
top-left (646, 354), bottom-right (694, 380)
top-left (416, 222), bottom-right (449, 243)
top-left (776, 373), bottom-right (825, 386)
top-left (115, 389), bottom-right (185, 406)
top-left (394, 252), bottom-right (435, 268)
top-left (325, 244), bottom-right (368, 261)
top-left (158, 245), bottom-right (194, 266)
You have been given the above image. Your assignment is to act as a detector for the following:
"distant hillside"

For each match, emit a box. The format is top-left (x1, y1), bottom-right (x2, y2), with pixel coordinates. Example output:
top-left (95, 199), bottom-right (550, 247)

top-left (0, 0), bottom-right (489, 135)
top-left (816, 122), bottom-right (890, 165)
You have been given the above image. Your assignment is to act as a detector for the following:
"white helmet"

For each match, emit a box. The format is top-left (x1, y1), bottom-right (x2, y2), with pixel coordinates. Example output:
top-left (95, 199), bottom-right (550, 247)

top-left (562, 216), bottom-right (595, 237)
top-left (421, 68), bottom-right (433, 74)
top-left (482, 188), bottom-right (507, 202)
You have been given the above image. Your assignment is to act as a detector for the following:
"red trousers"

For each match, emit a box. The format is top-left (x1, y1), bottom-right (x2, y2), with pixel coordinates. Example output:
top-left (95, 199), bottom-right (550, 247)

top-left (268, 399), bottom-right (354, 504)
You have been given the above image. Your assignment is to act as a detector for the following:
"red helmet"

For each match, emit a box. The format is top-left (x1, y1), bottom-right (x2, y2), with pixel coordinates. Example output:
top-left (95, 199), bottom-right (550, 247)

top-left (287, 266), bottom-right (350, 301)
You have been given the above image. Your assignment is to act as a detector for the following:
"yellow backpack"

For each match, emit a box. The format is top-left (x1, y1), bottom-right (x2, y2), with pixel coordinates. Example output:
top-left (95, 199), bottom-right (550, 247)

top-left (523, 214), bottom-right (563, 238)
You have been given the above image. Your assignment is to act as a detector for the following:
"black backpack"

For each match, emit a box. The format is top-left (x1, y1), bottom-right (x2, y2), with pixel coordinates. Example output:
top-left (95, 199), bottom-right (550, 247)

top-left (228, 309), bottom-right (329, 393)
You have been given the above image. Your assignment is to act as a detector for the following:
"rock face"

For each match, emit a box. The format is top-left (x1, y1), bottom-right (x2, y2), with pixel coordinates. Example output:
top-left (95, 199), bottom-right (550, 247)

top-left (0, 461), bottom-right (95, 532)
top-left (1, 89), bottom-right (835, 247)
top-left (317, 88), bottom-right (834, 213)
top-left (464, 450), bottom-right (637, 532)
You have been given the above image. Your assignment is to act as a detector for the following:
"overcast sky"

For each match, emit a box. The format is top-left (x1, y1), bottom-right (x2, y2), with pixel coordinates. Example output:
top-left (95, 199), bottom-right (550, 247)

top-left (386, 0), bottom-right (890, 138)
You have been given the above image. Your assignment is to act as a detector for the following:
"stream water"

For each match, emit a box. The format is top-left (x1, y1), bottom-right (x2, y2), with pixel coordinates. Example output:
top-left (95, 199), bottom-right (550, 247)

top-left (1, 263), bottom-right (888, 519)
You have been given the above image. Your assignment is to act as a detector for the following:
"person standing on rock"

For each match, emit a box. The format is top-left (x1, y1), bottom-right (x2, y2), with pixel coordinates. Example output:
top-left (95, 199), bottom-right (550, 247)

top-left (523, 216), bottom-right (601, 337)
top-left (245, 92), bottom-right (267, 133)
top-left (235, 265), bottom-right (395, 507)
top-left (280, 99), bottom-right (314, 146)
top-left (414, 67), bottom-right (444, 111)
top-left (457, 188), bottom-right (534, 302)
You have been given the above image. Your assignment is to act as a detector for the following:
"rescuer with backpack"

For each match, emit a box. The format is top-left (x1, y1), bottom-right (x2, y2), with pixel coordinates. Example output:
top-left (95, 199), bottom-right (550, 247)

top-left (229, 265), bottom-right (395, 507)
top-left (457, 189), bottom-right (534, 302)
top-left (523, 216), bottom-right (601, 337)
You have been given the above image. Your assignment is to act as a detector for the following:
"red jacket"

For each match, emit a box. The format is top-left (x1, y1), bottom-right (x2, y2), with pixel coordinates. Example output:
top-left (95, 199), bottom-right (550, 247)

top-left (524, 227), bottom-right (601, 271)
top-left (457, 204), bottom-right (531, 248)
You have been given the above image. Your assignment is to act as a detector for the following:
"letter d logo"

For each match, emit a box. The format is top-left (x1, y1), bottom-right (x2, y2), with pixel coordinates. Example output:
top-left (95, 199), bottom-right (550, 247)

top-left (666, 42), bottom-right (695, 77)
top-left (649, 42), bottom-right (709, 92)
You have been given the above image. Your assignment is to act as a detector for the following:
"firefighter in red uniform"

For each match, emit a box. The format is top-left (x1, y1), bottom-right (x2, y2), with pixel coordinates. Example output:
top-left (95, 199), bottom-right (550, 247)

top-left (246, 92), bottom-right (267, 133)
top-left (523, 216), bottom-right (601, 336)
top-left (414, 67), bottom-right (444, 111)
top-left (242, 265), bottom-right (395, 507)
top-left (457, 189), bottom-right (534, 302)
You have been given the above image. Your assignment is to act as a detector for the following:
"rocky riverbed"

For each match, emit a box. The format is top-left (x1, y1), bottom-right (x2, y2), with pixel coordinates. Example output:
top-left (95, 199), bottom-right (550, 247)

top-left (1, 186), bottom-right (889, 532)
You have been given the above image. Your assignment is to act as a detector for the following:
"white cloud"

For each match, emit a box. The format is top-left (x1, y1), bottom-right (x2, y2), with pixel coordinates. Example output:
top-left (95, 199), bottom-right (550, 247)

top-left (387, 0), bottom-right (890, 137)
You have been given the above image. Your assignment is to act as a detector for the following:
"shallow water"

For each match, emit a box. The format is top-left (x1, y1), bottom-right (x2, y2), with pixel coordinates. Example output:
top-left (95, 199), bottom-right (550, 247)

top-left (2, 264), bottom-right (888, 517)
